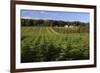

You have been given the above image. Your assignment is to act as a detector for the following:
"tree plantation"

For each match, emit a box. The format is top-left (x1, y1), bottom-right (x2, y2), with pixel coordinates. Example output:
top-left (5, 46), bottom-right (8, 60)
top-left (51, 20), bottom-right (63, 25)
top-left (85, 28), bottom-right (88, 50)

top-left (21, 19), bottom-right (89, 63)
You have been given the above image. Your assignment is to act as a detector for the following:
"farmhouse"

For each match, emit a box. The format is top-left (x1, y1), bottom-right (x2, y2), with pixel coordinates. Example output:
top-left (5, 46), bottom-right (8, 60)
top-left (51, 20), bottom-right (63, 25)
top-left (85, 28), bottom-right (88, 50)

top-left (65, 25), bottom-right (69, 28)
top-left (64, 24), bottom-right (75, 28)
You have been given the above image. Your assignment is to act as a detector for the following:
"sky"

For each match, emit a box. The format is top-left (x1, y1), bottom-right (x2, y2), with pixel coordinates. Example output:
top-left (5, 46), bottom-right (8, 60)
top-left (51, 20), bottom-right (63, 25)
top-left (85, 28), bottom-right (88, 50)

top-left (21, 10), bottom-right (90, 23)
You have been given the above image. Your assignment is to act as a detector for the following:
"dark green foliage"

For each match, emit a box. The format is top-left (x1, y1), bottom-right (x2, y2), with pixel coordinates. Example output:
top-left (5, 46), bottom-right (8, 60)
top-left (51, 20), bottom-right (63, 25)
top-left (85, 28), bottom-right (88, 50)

top-left (21, 27), bottom-right (89, 63)
top-left (21, 19), bottom-right (89, 27)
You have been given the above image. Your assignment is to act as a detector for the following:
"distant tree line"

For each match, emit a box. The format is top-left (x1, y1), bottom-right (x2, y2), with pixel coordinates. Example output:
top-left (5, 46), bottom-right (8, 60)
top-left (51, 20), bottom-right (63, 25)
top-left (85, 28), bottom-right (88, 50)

top-left (21, 19), bottom-right (89, 27)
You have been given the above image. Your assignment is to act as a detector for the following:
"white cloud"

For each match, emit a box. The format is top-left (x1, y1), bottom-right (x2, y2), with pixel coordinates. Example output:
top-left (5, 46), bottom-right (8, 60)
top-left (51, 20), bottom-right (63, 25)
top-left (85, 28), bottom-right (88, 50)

top-left (21, 16), bottom-right (33, 19)
top-left (39, 11), bottom-right (46, 14)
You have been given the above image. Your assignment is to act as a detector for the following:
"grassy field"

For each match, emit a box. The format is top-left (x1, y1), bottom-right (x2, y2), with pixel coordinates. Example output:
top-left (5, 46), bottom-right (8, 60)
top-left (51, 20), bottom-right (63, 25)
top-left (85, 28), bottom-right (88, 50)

top-left (21, 26), bottom-right (89, 63)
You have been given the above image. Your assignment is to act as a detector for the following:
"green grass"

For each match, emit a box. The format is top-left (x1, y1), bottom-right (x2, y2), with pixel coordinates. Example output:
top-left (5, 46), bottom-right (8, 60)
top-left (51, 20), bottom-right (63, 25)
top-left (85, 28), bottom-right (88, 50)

top-left (21, 26), bottom-right (89, 63)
